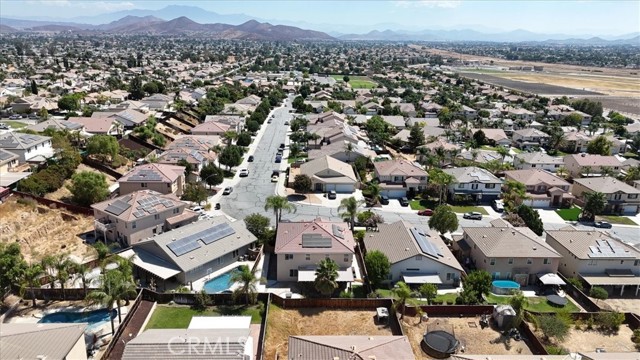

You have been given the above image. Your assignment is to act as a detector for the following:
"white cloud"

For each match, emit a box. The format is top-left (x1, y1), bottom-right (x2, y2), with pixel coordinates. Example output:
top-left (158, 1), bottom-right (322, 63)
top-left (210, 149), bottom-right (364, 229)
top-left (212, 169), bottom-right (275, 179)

top-left (395, 0), bottom-right (462, 9)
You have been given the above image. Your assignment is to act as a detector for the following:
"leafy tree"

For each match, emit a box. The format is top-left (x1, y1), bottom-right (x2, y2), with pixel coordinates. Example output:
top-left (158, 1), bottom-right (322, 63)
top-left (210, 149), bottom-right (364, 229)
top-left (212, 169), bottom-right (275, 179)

top-left (393, 281), bottom-right (412, 319)
top-left (428, 205), bottom-right (459, 234)
top-left (587, 135), bottom-right (612, 156)
top-left (19, 264), bottom-right (43, 307)
top-left (230, 265), bottom-right (263, 305)
top-left (314, 258), bottom-right (339, 297)
top-left (582, 191), bottom-right (607, 221)
top-left (509, 291), bottom-right (529, 326)
top-left (58, 94), bottom-right (81, 111)
top-left (244, 213), bottom-right (272, 245)
top-left (456, 288), bottom-right (479, 305)
top-left (30, 79), bottom-right (38, 95)
top-left (0, 243), bottom-right (27, 290)
top-left (128, 76), bottom-right (144, 100)
top-left (182, 183), bottom-right (207, 205)
top-left (246, 120), bottom-right (260, 133)
top-left (461, 270), bottom-right (492, 304)
top-left (364, 250), bottom-right (390, 289)
top-left (86, 135), bottom-right (119, 163)
top-left (562, 113), bottom-right (583, 127)
top-left (193, 289), bottom-right (209, 311)
top-left (595, 311), bottom-right (625, 333)
top-left (338, 196), bottom-right (364, 230)
top-left (517, 205), bottom-right (544, 236)
top-left (222, 130), bottom-right (238, 147)
top-left (292, 174), bottom-right (312, 193)
top-left (365, 115), bottom-right (392, 145)
top-left (429, 169), bottom-right (455, 205)
top-left (538, 314), bottom-right (570, 342)
top-left (589, 286), bottom-right (608, 300)
top-left (264, 195), bottom-right (296, 232)
top-left (218, 145), bottom-right (243, 170)
top-left (68, 171), bottom-right (109, 206)
top-left (343, 75), bottom-right (350, 83)
top-left (407, 123), bottom-right (425, 150)
top-left (503, 180), bottom-right (528, 213)
top-left (236, 132), bottom-right (252, 147)
top-left (199, 163), bottom-right (223, 188)
top-left (567, 277), bottom-right (584, 291)
top-left (419, 283), bottom-right (438, 304)
top-left (472, 129), bottom-right (487, 147)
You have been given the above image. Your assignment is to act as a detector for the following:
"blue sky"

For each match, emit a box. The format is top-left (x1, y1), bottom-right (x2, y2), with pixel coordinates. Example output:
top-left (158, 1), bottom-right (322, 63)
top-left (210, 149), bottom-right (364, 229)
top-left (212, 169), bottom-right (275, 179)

top-left (4, 0), bottom-right (640, 35)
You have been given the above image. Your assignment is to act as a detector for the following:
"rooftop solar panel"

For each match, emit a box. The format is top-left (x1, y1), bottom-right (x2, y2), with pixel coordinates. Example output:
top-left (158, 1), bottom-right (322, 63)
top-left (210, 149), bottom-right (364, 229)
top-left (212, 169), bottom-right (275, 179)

top-left (332, 224), bottom-right (345, 239)
top-left (201, 223), bottom-right (236, 245)
top-left (104, 199), bottom-right (131, 216)
top-left (167, 237), bottom-right (202, 257)
top-left (410, 227), bottom-right (443, 259)
top-left (302, 233), bottom-right (332, 248)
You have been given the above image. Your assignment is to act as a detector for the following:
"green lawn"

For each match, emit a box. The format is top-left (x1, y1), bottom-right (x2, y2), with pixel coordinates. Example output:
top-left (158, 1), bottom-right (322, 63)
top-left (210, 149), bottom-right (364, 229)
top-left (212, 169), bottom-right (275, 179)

top-left (452, 206), bottom-right (488, 214)
top-left (556, 206), bottom-right (582, 221)
top-left (145, 304), bottom-right (264, 329)
top-left (0, 121), bottom-right (27, 129)
top-left (330, 75), bottom-right (377, 89)
top-left (287, 154), bottom-right (308, 164)
top-left (409, 199), bottom-right (488, 214)
top-left (485, 294), bottom-right (580, 313)
top-left (599, 215), bottom-right (638, 225)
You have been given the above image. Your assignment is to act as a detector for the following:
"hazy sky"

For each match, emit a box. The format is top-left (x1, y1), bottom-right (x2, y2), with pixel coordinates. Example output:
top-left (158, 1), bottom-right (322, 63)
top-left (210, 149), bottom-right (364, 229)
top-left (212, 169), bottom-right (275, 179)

top-left (4, 0), bottom-right (640, 35)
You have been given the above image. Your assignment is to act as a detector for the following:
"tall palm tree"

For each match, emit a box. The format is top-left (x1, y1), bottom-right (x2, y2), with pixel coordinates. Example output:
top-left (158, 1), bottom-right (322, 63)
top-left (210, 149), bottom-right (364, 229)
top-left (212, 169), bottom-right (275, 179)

top-left (365, 181), bottom-right (381, 206)
top-left (556, 166), bottom-right (569, 179)
top-left (503, 179), bottom-right (529, 213)
top-left (314, 258), bottom-right (338, 298)
top-left (434, 147), bottom-right (447, 167)
top-left (344, 142), bottom-right (354, 162)
top-left (600, 166), bottom-right (615, 177)
top-left (53, 255), bottom-right (74, 300)
top-left (222, 130), bottom-right (238, 147)
top-left (429, 169), bottom-right (455, 205)
top-left (497, 146), bottom-right (510, 164)
top-left (393, 281), bottom-right (412, 320)
top-left (264, 195), bottom-right (297, 233)
top-left (73, 262), bottom-right (91, 297)
top-left (86, 270), bottom-right (121, 334)
top-left (20, 264), bottom-right (43, 308)
top-left (229, 265), bottom-right (264, 305)
top-left (623, 166), bottom-right (640, 185)
top-left (338, 196), bottom-right (365, 230)
top-left (582, 191), bottom-right (607, 221)
top-left (41, 255), bottom-right (57, 288)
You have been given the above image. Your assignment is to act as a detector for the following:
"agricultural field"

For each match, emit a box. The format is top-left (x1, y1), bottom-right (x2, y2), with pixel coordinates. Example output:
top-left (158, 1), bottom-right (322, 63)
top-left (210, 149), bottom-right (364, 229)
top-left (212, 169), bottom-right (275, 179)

top-left (331, 75), bottom-right (378, 89)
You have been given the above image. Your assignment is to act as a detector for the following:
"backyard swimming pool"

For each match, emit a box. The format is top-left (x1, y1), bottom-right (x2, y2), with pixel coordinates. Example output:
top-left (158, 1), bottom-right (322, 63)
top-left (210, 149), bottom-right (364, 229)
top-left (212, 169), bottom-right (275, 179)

top-left (203, 266), bottom-right (241, 293)
top-left (39, 308), bottom-right (116, 330)
top-left (492, 280), bottom-right (521, 295)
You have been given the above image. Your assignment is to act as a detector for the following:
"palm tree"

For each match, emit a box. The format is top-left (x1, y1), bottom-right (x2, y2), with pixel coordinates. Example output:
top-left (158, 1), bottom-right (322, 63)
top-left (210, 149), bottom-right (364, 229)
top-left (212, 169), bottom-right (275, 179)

top-left (344, 142), bottom-right (354, 162)
top-left (289, 143), bottom-right (301, 160)
top-left (314, 258), bottom-right (339, 298)
top-left (86, 270), bottom-right (121, 334)
top-left (448, 148), bottom-right (461, 166)
top-left (582, 191), bottom-right (607, 221)
top-left (600, 166), bottom-right (615, 177)
top-left (264, 195), bottom-right (297, 233)
top-left (623, 166), bottom-right (640, 185)
top-left (393, 281), bottom-right (412, 320)
top-left (20, 264), bottom-right (43, 308)
top-left (429, 169), bottom-right (455, 205)
top-left (434, 147), bottom-right (447, 167)
top-left (73, 262), bottom-right (91, 297)
top-left (222, 130), bottom-right (238, 147)
top-left (338, 196), bottom-right (365, 230)
top-left (503, 180), bottom-right (529, 213)
top-left (497, 146), bottom-right (510, 164)
top-left (556, 166), bottom-right (569, 179)
top-left (41, 255), bottom-right (57, 288)
top-left (229, 265), bottom-right (264, 305)
top-left (365, 181), bottom-right (381, 206)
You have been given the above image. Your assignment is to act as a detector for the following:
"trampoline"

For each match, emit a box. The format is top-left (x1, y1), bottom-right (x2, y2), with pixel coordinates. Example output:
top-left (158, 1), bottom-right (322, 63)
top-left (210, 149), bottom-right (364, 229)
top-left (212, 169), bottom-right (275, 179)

top-left (547, 294), bottom-right (568, 307)
top-left (421, 330), bottom-right (460, 359)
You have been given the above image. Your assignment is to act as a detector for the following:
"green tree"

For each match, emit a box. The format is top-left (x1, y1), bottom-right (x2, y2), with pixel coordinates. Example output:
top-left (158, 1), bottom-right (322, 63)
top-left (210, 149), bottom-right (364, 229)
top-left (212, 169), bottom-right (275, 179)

top-left (393, 281), bottom-right (412, 319)
top-left (68, 171), bottom-right (109, 206)
top-left (73, 262), bottom-right (91, 297)
top-left (86, 135), bottom-right (119, 163)
top-left (407, 123), bottom-right (425, 150)
top-left (419, 283), bottom-right (438, 305)
top-left (292, 174), bottom-right (312, 193)
top-left (199, 163), bottom-right (223, 188)
top-left (472, 129), bottom-right (487, 147)
top-left (20, 264), bottom-right (43, 308)
top-left (517, 205), bottom-right (544, 236)
top-left (128, 76), bottom-right (144, 100)
top-left (244, 213), bottom-right (272, 245)
top-left (503, 179), bottom-right (528, 213)
top-left (230, 265), bottom-right (263, 305)
top-left (497, 146), bottom-right (510, 164)
top-left (538, 314), bottom-right (570, 342)
top-left (589, 286), bottom-right (608, 300)
top-left (428, 205), bottom-right (459, 234)
top-left (49, 254), bottom-right (74, 300)
top-left (582, 191), bottom-right (607, 221)
top-left (343, 75), bottom-right (350, 83)
top-left (365, 181), bottom-right (382, 206)
top-left (264, 195), bottom-right (297, 232)
top-left (365, 115), bottom-right (392, 145)
top-left (364, 250), bottom-right (390, 290)
top-left (586, 135), bottom-right (613, 156)
top-left (509, 290), bottom-right (529, 327)
top-left (30, 79), bottom-right (38, 95)
top-left (462, 270), bottom-right (492, 304)
top-left (236, 132), bottom-right (252, 147)
top-left (58, 94), bottom-right (81, 111)
top-left (429, 169), bottom-right (455, 205)
top-left (246, 120), bottom-right (260, 133)
top-left (0, 243), bottom-right (27, 290)
top-left (595, 311), bottom-right (624, 333)
top-left (314, 258), bottom-right (339, 297)
top-left (86, 270), bottom-right (134, 334)
top-left (338, 196), bottom-right (365, 230)
top-left (182, 183), bottom-right (208, 205)
top-left (193, 289), bottom-right (210, 311)
top-left (562, 113), bottom-right (583, 127)
top-left (222, 130), bottom-right (238, 147)
top-left (218, 145), bottom-right (243, 170)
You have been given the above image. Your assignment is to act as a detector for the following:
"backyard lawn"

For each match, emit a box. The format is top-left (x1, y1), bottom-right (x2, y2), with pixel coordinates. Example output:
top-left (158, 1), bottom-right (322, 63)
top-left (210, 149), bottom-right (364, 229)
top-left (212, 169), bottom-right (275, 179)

top-left (556, 206), bottom-right (582, 221)
top-left (485, 294), bottom-right (580, 313)
top-left (372, 288), bottom-right (458, 305)
top-left (145, 304), bottom-right (264, 329)
top-left (0, 120), bottom-right (28, 129)
top-left (599, 215), bottom-right (638, 225)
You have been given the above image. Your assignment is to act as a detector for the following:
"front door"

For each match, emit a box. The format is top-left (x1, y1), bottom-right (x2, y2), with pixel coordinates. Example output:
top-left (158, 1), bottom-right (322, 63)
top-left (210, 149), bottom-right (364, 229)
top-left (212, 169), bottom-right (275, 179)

top-left (315, 183), bottom-right (323, 192)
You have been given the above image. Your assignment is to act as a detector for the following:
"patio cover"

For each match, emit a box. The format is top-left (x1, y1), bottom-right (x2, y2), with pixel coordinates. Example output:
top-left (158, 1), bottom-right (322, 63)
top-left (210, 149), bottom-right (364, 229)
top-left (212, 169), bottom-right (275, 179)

top-left (119, 248), bottom-right (180, 280)
top-left (537, 273), bottom-right (566, 286)
top-left (402, 273), bottom-right (443, 284)
top-left (0, 172), bottom-right (31, 187)
top-left (298, 269), bottom-right (354, 282)
top-left (580, 274), bottom-right (640, 286)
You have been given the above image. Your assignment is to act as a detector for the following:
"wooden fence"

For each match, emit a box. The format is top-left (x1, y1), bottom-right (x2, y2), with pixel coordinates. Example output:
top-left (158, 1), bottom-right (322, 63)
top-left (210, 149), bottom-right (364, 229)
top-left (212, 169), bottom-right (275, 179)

top-left (102, 291), bottom-right (143, 360)
top-left (518, 320), bottom-right (548, 355)
top-left (11, 190), bottom-right (94, 216)
top-left (81, 157), bottom-right (124, 179)
top-left (258, 294), bottom-right (271, 360)
top-left (403, 304), bottom-right (494, 317)
top-left (557, 273), bottom-right (603, 312)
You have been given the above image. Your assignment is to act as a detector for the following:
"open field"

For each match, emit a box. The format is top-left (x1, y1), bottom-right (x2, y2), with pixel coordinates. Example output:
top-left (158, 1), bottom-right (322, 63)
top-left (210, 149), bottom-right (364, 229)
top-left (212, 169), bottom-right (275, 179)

top-left (401, 315), bottom-right (533, 359)
top-left (533, 322), bottom-right (637, 353)
top-left (264, 305), bottom-right (393, 360)
top-left (331, 74), bottom-right (378, 89)
top-left (145, 304), bottom-right (263, 329)
top-left (0, 197), bottom-right (96, 263)
top-left (45, 163), bottom-right (118, 202)
top-left (459, 72), bottom-right (606, 96)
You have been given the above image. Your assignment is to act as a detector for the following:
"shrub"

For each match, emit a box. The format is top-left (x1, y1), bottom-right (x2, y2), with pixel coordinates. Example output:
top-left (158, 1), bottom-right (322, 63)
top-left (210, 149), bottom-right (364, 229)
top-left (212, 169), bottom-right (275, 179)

top-left (538, 314), bottom-right (570, 341)
top-left (545, 345), bottom-right (570, 355)
top-left (193, 289), bottom-right (210, 311)
top-left (595, 311), bottom-right (625, 333)
top-left (339, 290), bottom-right (354, 298)
top-left (567, 277), bottom-right (584, 291)
top-left (632, 328), bottom-right (640, 343)
top-left (589, 286), bottom-right (608, 300)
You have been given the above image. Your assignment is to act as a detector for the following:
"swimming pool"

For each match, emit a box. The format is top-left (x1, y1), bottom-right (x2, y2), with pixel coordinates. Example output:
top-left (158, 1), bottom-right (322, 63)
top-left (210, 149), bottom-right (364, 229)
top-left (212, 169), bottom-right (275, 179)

top-left (492, 280), bottom-right (521, 295)
top-left (203, 266), bottom-right (241, 293)
top-left (39, 308), bottom-right (116, 330)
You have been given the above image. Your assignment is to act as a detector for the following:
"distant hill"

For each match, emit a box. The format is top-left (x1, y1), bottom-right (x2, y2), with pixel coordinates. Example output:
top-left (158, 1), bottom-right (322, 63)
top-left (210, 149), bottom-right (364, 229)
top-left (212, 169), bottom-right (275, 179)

top-left (0, 24), bottom-right (18, 33)
top-left (28, 25), bottom-right (79, 32)
top-left (95, 15), bottom-right (165, 31)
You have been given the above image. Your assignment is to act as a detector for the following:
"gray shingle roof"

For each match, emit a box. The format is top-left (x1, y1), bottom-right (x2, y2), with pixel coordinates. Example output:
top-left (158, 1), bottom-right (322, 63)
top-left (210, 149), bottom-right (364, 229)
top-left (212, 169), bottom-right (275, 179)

top-left (546, 229), bottom-right (640, 260)
top-left (443, 166), bottom-right (501, 184)
top-left (463, 227), bottom-right (561, 258)
top-left (1, 323), bottom-right (86, 360)
top-left (288, 335), bottom-right (415, 360)
top-left (573, 176), bottom-right (640, 194)
top-left (0, 132), bottom-right (50, 150)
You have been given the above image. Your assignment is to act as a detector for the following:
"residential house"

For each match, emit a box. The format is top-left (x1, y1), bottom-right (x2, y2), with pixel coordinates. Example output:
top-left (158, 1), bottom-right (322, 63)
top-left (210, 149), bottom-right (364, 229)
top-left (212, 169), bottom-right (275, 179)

top-left (119, 215), bottom-right (257, 286)
top-left (416, 138), bottom-right (460, 164)
top-left (274, 218), bottom-right (355, 283)
top-left (10, 95), bottom-right (58, 113)
top-left (458, 105), bottom-right (477, 120)
top-left (564, 130), bottom-right (592, 153)
top-left (398, 103), bottom-right (417, 117)
top-left (443, 166), bottom-right (502, 203)
top-left (91, 190), bottom-right (198, 246)
top-left (572, 177), bottom-right (640, 214)
top-left (511, 128), bottom-right (550, 149)
top-left (421, 102), bottom-right (443, 117)
top-left (157, 136), bottom-right (218, 173)
top-left (506, 107), bottom-right (536, 121)
top-left (455, 225), bottom-right (562, 285)
top-left (546, 228), bottom-right (640, 296)
top-left (513, 152), bottom-right (564, 172)
top-left (26, 118), bottom-right (84, 133)
top-left (0, 148), bottom-right (30, 187)
top-left (0, 132), bottom-right (54, 163)
top-left (406, 117), bottom-right (440, 127)
top-left (0, 323), bottom-right (88, 360)
top-left (108, 109), bottom-right (148, 129)
top-left (563, 154), bottom-right (623, 178)
top-left (504, 169), bottom-right (574, 208)
top-left (606, 135), bottom-right (627, 155)
top-left (459, 149), bottom-right (505, 165)
top-left (393, 125), bottom-right (445, 146)
top-left (363, 101), bottom-right (383, 115)
top-left (118, 163), bottom-right (185, 197)
top-left (288, 336), bottom-right (414, 360)
top-left (307, 139), bottom-right (376, 163)
top-left (235, 94), bottom-right (262, 106)
top-left (363, 221), bottom-right (464, 286)
top-left (204, 115), bottom-right (245, 133)
top-left (68, 116), bottom-right (122, 135)
top-left (373, 159), bottom-right (429, 198)
top-left (470, 128), bottom-right (510, 147)
top-left (381, 115), bottom-right (406, 130)
top-left (141, 93), bottom-right (173, 111)
top-left (291, 155), bottom-right (358, 193)
top-left (190, 121), bottom-right (231, 136)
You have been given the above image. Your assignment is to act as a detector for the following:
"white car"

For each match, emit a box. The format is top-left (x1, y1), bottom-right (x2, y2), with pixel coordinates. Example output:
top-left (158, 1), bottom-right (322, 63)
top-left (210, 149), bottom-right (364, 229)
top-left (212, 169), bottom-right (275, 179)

top-left (239, 168), bottom-right (249, 177)
top-left (191, 206), bottom-right (204, 213)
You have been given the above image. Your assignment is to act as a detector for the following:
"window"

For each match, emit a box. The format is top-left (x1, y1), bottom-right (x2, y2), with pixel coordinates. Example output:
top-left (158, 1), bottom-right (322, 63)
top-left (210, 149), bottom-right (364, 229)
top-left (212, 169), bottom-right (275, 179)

top-left (446, 273), bottom-right (452, 280)
top-left (173, 208), bottom-right (180, 214)
top-left (490, 258), bottom-right (496, 265)
top-left (508, 258), bottom-right (513, 265)
top-left (233, 249), bottom-right (239, 258)
top-left (141, 183), bottom-right (147, 188)
top-left (474, 244), bottom-right (477, 249)
top-left (588, 259), bottom-right (597, 266)
top-left (543, 258), bottom-right (550, 265)
top-left (526, 258), bottom-right (532, 265)
top-left (154, 214), bottom-right (160, 220)
top-left (635, 260), bottom-right (639, 266)
top-left (621, 260), bottom-right (624, 264)
top-left (506, 272), bottom-right (512, 279)
top-left (305, 254), bottom-right (310, 261)
top-left (406, 268), bottom-right (419, 271)
top-left (285, 254), bottom-right (293, 260)
top-left (471, 183), bottom-right (479, 190)
top-left (554, 164), bottom-right (560, 168)
top-left (289, 269), bottom-right (298, 277)
top-left (614, 193), bottom-right (622, 200)
top-left (532, 164), bottom-right (536, 168)
top-left (344, 254), bottom-right (350, 262)
top-left (629, 194), bottom-right (638, 199)
top-left (132, 222), bottom-right (137, 229)
top-left (458, 183), bottom-right (464, 188)
top-left (486, 184), bottom-right (496, 189)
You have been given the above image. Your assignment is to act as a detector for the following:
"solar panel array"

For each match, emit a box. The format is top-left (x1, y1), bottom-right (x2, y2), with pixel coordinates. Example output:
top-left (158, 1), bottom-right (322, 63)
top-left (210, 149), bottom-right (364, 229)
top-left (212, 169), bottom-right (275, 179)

top-left (332, 224), bottom-right (345, 239)
top-left (302, 233), bottom-right (332, 248)
top-left (469, 169), bottom-right (492, 182)
top-left (165, 223), bottom-right (236, 257)
top-left (105, 199), bottom-right (132, 216)
top-left (167, 237), bottom-right (202, 257)
top-left (410, 227), bottom-right (443, 259)
top-left (588, 239), bottom-right (634, 258)
top-left (128, 169), bottom-right (163, 182)
top-left (0, 149), bottom-right (16, 161)
top-left (201, 223), bottom-right (236, 245)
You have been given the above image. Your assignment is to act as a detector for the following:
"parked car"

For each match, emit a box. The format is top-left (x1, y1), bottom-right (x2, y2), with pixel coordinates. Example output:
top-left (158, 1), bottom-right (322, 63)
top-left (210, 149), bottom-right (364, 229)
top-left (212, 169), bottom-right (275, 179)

top-left (271, 174), bottom-right (279, 182)
top-left (284, 121), bottom-right (290, 126)
top-left (239, 168), bottom-right (249, 177)
top-left (0, 123), bottom-right (8, 130)
top-left (275, 155), bottom-right (282, 163)
top-left (380, 195), bottom-right (389, 205)
top-left (594, 221), bottom-right (612, 229)
top-left (399, 197), bottom-right (409, 207)
top-left (327, 190), bottom-right (337, 199)
top-left (191, 206), bottom-right (204, 213)
top-left (28, 114), bottom-right (39, 119)
top-left (222, 187), bottom-right (233, 195)
top-left (8, 114), bottom-right (20, 120)
top-left (248, 155), bottom-right (254, 162)
top-left (492, 199), bottom-right (505, 213)
top-left (418, 209), bottom-right (433, 216)
top-left (463, 212), bottom-right (483, 220)
top-left (214, 203), bottom-right (221, 210)
top-left (279, 143), bottom-right (285, 149)
top-left (267, 119), bottom-right (272, 124)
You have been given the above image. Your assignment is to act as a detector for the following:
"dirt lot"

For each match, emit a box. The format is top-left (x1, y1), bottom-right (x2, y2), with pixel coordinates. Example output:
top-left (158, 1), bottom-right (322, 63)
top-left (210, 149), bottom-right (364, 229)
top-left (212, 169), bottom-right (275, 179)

top-left (401, 316), bottom-right (533, 359)
top-left (601, 298), bottom-right (640, 316)
top-left (45, 163), bottom-right (118, 202)
top-left (0, 197), bottom-right (96, 263)
top-left (534, 322), bottom-right (637, 353)
top-left (264, 305), bottom-right (393, 360)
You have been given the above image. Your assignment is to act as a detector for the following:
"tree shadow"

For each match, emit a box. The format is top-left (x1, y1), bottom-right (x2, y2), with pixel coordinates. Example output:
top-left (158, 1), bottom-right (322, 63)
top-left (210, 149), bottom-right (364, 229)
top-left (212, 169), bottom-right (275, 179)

top-left (287, 194), bottom-right (307, 202)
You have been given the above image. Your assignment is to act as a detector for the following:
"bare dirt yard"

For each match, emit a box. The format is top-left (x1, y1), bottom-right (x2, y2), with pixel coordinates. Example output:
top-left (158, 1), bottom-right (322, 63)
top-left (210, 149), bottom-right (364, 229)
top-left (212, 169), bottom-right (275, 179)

top-left (0, 197), bottom-right (96, 263)
top-left (264, 305), bottom-right (394, 360)
top-left (532, 322), bottom-right (637, 353)
top-left (601, 298), bottom-right (640, 315)
top-left (45, 163), bottom-right (118, 202)
top-left (401, 316), bottom-right (533, 359)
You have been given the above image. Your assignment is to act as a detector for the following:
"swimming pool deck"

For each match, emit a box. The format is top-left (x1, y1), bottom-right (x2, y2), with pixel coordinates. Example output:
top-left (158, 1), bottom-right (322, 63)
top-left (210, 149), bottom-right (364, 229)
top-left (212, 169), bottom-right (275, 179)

top-left (190, 260), bottom-right (256, 292)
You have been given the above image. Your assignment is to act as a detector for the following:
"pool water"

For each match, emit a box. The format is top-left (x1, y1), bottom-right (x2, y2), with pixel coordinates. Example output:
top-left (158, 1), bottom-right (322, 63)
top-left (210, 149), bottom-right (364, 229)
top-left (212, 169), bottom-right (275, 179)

top-left (492, 280), bottom-right (521, 295)
top-left (39, 309), bottom-right (116, 329)
top-left (203, 267), bottom-right (241, 293)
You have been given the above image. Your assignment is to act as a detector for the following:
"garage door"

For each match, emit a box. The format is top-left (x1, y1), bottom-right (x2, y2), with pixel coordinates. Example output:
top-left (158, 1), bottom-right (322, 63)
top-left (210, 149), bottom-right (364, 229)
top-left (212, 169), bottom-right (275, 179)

top-left (335, 184), bottom-right (354, 193)
top-left (324, 184), bottom-right (336, 191)
top-left (383, 189), bottom-right (407, 199)
top-left (622, 204), bottom-right (639, 215)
